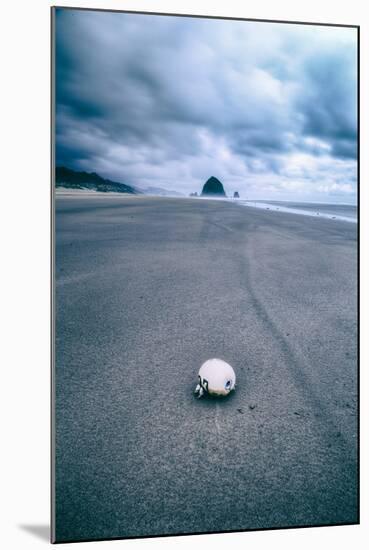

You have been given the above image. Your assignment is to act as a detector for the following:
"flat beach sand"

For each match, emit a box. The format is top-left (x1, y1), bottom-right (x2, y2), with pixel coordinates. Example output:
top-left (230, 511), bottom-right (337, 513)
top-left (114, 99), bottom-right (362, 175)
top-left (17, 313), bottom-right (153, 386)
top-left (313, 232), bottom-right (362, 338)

top-left (54, 196), bottom-right (358, 541)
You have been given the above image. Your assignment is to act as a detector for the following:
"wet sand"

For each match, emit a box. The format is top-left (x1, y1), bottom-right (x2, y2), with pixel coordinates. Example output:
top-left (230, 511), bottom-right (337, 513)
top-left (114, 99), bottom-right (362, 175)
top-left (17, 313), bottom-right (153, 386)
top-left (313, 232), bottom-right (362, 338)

top-left (54, 196), bottom-right (358, 542)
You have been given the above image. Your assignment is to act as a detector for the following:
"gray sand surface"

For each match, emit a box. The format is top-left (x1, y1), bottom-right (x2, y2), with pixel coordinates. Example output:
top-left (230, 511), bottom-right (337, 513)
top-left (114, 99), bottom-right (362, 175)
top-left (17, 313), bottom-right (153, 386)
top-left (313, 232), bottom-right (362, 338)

top-left (54, 196), bottom-right (358, 541)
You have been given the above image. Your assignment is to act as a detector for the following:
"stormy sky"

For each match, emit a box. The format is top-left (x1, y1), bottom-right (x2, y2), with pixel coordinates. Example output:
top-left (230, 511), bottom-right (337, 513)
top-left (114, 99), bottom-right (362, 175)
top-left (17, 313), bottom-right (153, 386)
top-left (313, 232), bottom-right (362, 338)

top-left (55, 8), bottom-right (358, 201)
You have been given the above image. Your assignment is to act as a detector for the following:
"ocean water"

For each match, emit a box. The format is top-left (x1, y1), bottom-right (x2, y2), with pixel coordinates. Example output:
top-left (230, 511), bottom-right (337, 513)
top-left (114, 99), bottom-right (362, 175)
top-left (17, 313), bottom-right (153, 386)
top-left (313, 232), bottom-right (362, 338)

top-left (237, 200), bottom-right (357, 223)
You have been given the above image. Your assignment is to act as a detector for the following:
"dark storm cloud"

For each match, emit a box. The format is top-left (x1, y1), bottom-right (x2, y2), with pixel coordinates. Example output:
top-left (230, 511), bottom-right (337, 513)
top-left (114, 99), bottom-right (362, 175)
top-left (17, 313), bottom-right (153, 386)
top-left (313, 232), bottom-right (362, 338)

top-left (296, 45), bottom-right (357, 159)
top-left (55, 9), bottom-right (357, 199)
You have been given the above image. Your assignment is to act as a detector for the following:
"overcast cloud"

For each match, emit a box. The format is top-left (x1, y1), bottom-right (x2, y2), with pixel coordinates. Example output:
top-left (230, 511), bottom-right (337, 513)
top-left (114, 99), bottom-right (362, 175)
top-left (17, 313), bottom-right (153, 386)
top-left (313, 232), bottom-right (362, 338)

top-left (55, 9), bottom-right (358, 201)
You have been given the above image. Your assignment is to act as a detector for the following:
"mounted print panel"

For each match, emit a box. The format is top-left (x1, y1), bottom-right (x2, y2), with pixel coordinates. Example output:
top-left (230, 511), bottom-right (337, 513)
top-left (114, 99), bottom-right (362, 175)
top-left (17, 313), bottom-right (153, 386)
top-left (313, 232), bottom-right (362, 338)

top-left (51, 6), bottom-right (359, 543)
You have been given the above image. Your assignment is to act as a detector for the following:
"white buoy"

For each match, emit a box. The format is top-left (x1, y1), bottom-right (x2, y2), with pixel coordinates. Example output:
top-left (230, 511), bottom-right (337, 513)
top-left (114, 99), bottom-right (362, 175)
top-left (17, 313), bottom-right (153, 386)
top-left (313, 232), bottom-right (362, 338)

top-left (194, 358), bottom-right (236, 398)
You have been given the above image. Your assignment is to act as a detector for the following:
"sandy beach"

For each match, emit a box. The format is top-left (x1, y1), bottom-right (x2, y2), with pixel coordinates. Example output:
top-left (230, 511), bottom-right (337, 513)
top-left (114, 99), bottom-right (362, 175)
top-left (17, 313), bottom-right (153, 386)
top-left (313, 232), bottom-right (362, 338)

top-left (54, 195), bottom-right (358, 541)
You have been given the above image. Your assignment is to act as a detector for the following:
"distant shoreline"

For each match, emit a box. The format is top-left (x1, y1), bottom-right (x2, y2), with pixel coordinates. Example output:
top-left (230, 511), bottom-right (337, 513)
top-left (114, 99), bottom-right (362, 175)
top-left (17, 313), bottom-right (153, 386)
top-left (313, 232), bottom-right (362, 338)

top-left (238, 200), bottom-right (357, 223)
top-left (55, 189), bottom-right (357, 223)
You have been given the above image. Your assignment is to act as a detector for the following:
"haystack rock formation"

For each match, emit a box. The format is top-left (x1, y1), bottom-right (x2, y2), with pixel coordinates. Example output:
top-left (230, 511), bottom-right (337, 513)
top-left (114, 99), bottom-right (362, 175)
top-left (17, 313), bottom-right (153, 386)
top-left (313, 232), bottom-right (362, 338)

top-left (201, 176), bottom-right (226, 197)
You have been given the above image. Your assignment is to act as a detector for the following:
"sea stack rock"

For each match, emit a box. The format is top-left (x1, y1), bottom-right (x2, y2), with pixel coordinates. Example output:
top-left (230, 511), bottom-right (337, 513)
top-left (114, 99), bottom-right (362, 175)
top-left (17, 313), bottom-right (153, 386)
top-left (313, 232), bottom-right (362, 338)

top-left (201, 176), bottom-right (226, 197)
top-left (233, 191), bottom-right (240, 199)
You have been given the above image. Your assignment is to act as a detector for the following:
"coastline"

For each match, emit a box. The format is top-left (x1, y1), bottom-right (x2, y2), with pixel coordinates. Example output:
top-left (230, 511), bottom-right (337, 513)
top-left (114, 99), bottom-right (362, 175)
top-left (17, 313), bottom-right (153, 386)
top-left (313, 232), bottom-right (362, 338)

top-left (55, 189), bottom-right (357, 223)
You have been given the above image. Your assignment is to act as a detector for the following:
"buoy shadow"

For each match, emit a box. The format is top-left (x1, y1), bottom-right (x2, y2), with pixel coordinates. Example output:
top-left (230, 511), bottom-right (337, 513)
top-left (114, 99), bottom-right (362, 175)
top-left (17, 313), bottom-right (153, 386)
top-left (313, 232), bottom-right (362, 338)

top-left (192, 389), bottom-right (237, 406)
